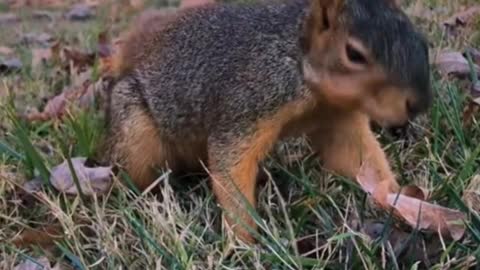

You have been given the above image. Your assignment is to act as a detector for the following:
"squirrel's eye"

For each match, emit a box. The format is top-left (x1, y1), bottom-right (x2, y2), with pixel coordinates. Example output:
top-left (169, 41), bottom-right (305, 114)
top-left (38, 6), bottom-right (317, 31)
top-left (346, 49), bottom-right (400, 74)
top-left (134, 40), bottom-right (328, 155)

top-left (346, 44), bottom-right (367, 65)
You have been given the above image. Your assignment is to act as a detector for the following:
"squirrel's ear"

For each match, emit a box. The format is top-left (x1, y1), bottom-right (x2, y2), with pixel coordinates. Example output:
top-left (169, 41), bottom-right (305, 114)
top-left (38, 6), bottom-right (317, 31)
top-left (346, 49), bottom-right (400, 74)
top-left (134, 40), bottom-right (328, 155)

top-left (301, 0), bottom-right (344, 52)
top-left (387, 0), bottom-right (401, 7)
top-left (309, 0), bottom-right (344, 31)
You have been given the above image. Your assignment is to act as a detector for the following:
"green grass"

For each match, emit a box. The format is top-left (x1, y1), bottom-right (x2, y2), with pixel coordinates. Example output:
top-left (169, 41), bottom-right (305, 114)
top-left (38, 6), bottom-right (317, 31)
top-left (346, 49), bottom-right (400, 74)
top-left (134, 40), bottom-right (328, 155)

top-left (1, 0), bottom-right (480, 269)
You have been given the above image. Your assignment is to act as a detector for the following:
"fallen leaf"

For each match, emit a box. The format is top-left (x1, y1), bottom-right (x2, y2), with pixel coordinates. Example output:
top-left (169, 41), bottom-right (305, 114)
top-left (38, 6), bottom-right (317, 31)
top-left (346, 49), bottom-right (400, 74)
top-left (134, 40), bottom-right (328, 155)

top-left (443, 6), bottom-right (480, 37)
top-left (0, 13), bottom-right (20, 25)
top-left (434, 51), bottom-right (480, 77)
top-left (50, 157), bottom-right (112, 195)
top-left (24, 79), bottom-right (91, 121)
top-left (23, 177), bottom-right (44, 194)
top-left (443, 6), bottom-right (480, 27)
top-left (0, 58), bottom-right (22, 74)
top-left (63, 47), bottom-right (96, 72)
top-left (468, 48), bottom-right (480, 66)
top-left (360, 219), bottom-right (445, 265)
top-left (475, 97), bottom-right (480, 107)
top-left (14, 258), bottom-right (49, 270)
top-left (361, 220), bottom-right (411, 255)
top-left (0, 46), bottom-right (14, 55)
top-left (473, 81), bottom-right (480, 97)
top-left (356, 163), bottom-right (466, 240)
top-left (31, 10), bottom-right (57, 22)
top-left (462, 100), bottom-right (480, 128)
top-left (180, 0), bottom-right (214, 8)
top-left (14, 256), bottom-right (51, 270)
top-left (19, 32), bottom-right (53, 47)
top-left (401, 185), bottom-right (429, 201)
top-left (65, 4), bottom-right (95, 21)
top-left (463, 175), bottom-right (480, 213)
top-left (12, 224), bottom-right (64, 249)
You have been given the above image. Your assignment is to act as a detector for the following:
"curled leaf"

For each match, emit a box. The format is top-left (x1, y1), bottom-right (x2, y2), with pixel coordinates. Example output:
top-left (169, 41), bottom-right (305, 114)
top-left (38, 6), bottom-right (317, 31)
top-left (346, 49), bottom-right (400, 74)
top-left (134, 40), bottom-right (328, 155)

top-left (0, 13), bottom-right (20, 24)
top-left (462, 100), bottom-right (480, 128)
top-left (63, 47), bottom-right (96, 72)
top-left (0, 58), bottom-right (22, 74)
top-left (22, 177), bottom-right (44, 194)
top-left (65, 4), bottom-right (95, 21)
top-left (356, 163), bottom-right (466, 240)
top-left (24, 78), bottom-right (91, 121)
top-left (401, 185), bottom-right (429, 201)
top-left (434, 51), bottom-right (480, 77)
top-left (50, 157), bottom-right (112, 196)
top-left (14, 256), bottom-right (51, 270)
top-left (443, 6), bottom-right (480, 28)
top-left (19, 32), bottom-right (53, 47)
top-left (473, 81), bottom-right (480, 98)
top-left (11, 224), bottom-right (63, 248)
top-left (463, 175), bottom-right (480, 213)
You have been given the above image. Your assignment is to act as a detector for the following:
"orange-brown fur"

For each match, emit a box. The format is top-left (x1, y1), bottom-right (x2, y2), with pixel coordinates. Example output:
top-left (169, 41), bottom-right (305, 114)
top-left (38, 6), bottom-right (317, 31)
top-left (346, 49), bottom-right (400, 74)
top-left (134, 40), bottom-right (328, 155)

top-left (113, 109), bottom-right (207, 190)
top-left (13, 0), bottom-right (431, 247)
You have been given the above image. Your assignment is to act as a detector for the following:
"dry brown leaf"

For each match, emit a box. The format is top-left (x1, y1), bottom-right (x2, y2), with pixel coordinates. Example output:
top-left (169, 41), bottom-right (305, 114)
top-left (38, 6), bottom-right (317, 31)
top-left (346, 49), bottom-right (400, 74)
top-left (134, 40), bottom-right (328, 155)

top-left (63, 47), bottom-right (96, 72)
top-left (443, 6), bottom-right (480, 28)
top-left (13, 256), bottom-right (65, 270)
top-left (12, 224), bottom-right (64, 249)
top-left (359, 219), bottom-right (445, 265)
top-left (14, 256), bottom-right (51, 270)
top-left (65, 3), bottom-right (95, 21)
top-left (401, 185), bottom-right (429, 200)
top-left (50, 157), bottom-right (112, 195)
top-left (19, 32), bottom-right (53, 47)
top-left (462, 100), bottom-right (480, 128)
top-left (24, 79), bottom-right (91, 121)
top-left (473, 81), bottom-right (480, 97)
top-left (23, 177), bottom-right (44, 194)
top-left (463, 175), bottom-right (480, 213)
top-left (434, 51), bottom-right (480, 77)
top-left (0, 58), bottom-right (22, 74)
top-left (180, 0), bottom-right (214, 8)
top-left (469, 48), bottom-right (480, 66)
top-left (356, 163), bottom-right (466, 240)
top-left (0, 46), bottom-right (14, 55)
top-left (0, 13), bottom-right (20, 24)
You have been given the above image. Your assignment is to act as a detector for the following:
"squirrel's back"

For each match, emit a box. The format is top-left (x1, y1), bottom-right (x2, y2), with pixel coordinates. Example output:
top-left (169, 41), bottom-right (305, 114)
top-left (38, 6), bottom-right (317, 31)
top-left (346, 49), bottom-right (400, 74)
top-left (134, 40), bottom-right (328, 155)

top-left (111, 0), bottom-right (313, 140)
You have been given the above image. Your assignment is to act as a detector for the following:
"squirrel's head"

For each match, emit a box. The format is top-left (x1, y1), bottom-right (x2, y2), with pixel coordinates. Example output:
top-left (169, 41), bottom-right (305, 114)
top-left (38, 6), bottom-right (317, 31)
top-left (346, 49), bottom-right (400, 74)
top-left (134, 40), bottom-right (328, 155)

top-left (301, 0), bottom-right (431, 127)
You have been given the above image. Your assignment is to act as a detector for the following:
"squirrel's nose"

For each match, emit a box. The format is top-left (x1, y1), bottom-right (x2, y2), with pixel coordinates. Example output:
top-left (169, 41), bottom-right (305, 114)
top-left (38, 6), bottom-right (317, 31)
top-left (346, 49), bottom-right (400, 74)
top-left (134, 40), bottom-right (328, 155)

top-left (406, 100), bottom-right (420, 118)
top-left (406, 96), bottom-right (430, 119)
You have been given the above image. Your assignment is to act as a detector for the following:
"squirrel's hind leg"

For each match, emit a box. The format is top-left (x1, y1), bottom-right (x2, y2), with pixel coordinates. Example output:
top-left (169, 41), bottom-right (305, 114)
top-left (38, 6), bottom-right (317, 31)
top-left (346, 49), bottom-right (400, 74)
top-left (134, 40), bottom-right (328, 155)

top-left (107, 107), bottom-right (170, 190)
top-left (105, 79), bottom-right (174, 191)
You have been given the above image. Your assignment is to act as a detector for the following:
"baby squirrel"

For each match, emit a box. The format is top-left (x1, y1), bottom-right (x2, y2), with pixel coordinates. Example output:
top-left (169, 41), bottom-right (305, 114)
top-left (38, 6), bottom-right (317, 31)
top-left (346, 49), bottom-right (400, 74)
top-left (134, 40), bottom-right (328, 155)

top-left (105, 0), bottom-right (432, 244)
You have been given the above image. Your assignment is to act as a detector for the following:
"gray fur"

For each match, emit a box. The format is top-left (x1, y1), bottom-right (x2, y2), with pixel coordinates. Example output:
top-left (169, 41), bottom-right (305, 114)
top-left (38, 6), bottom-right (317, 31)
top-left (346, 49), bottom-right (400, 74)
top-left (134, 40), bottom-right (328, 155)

top-left (107, 0), bottom-right (430, 155)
